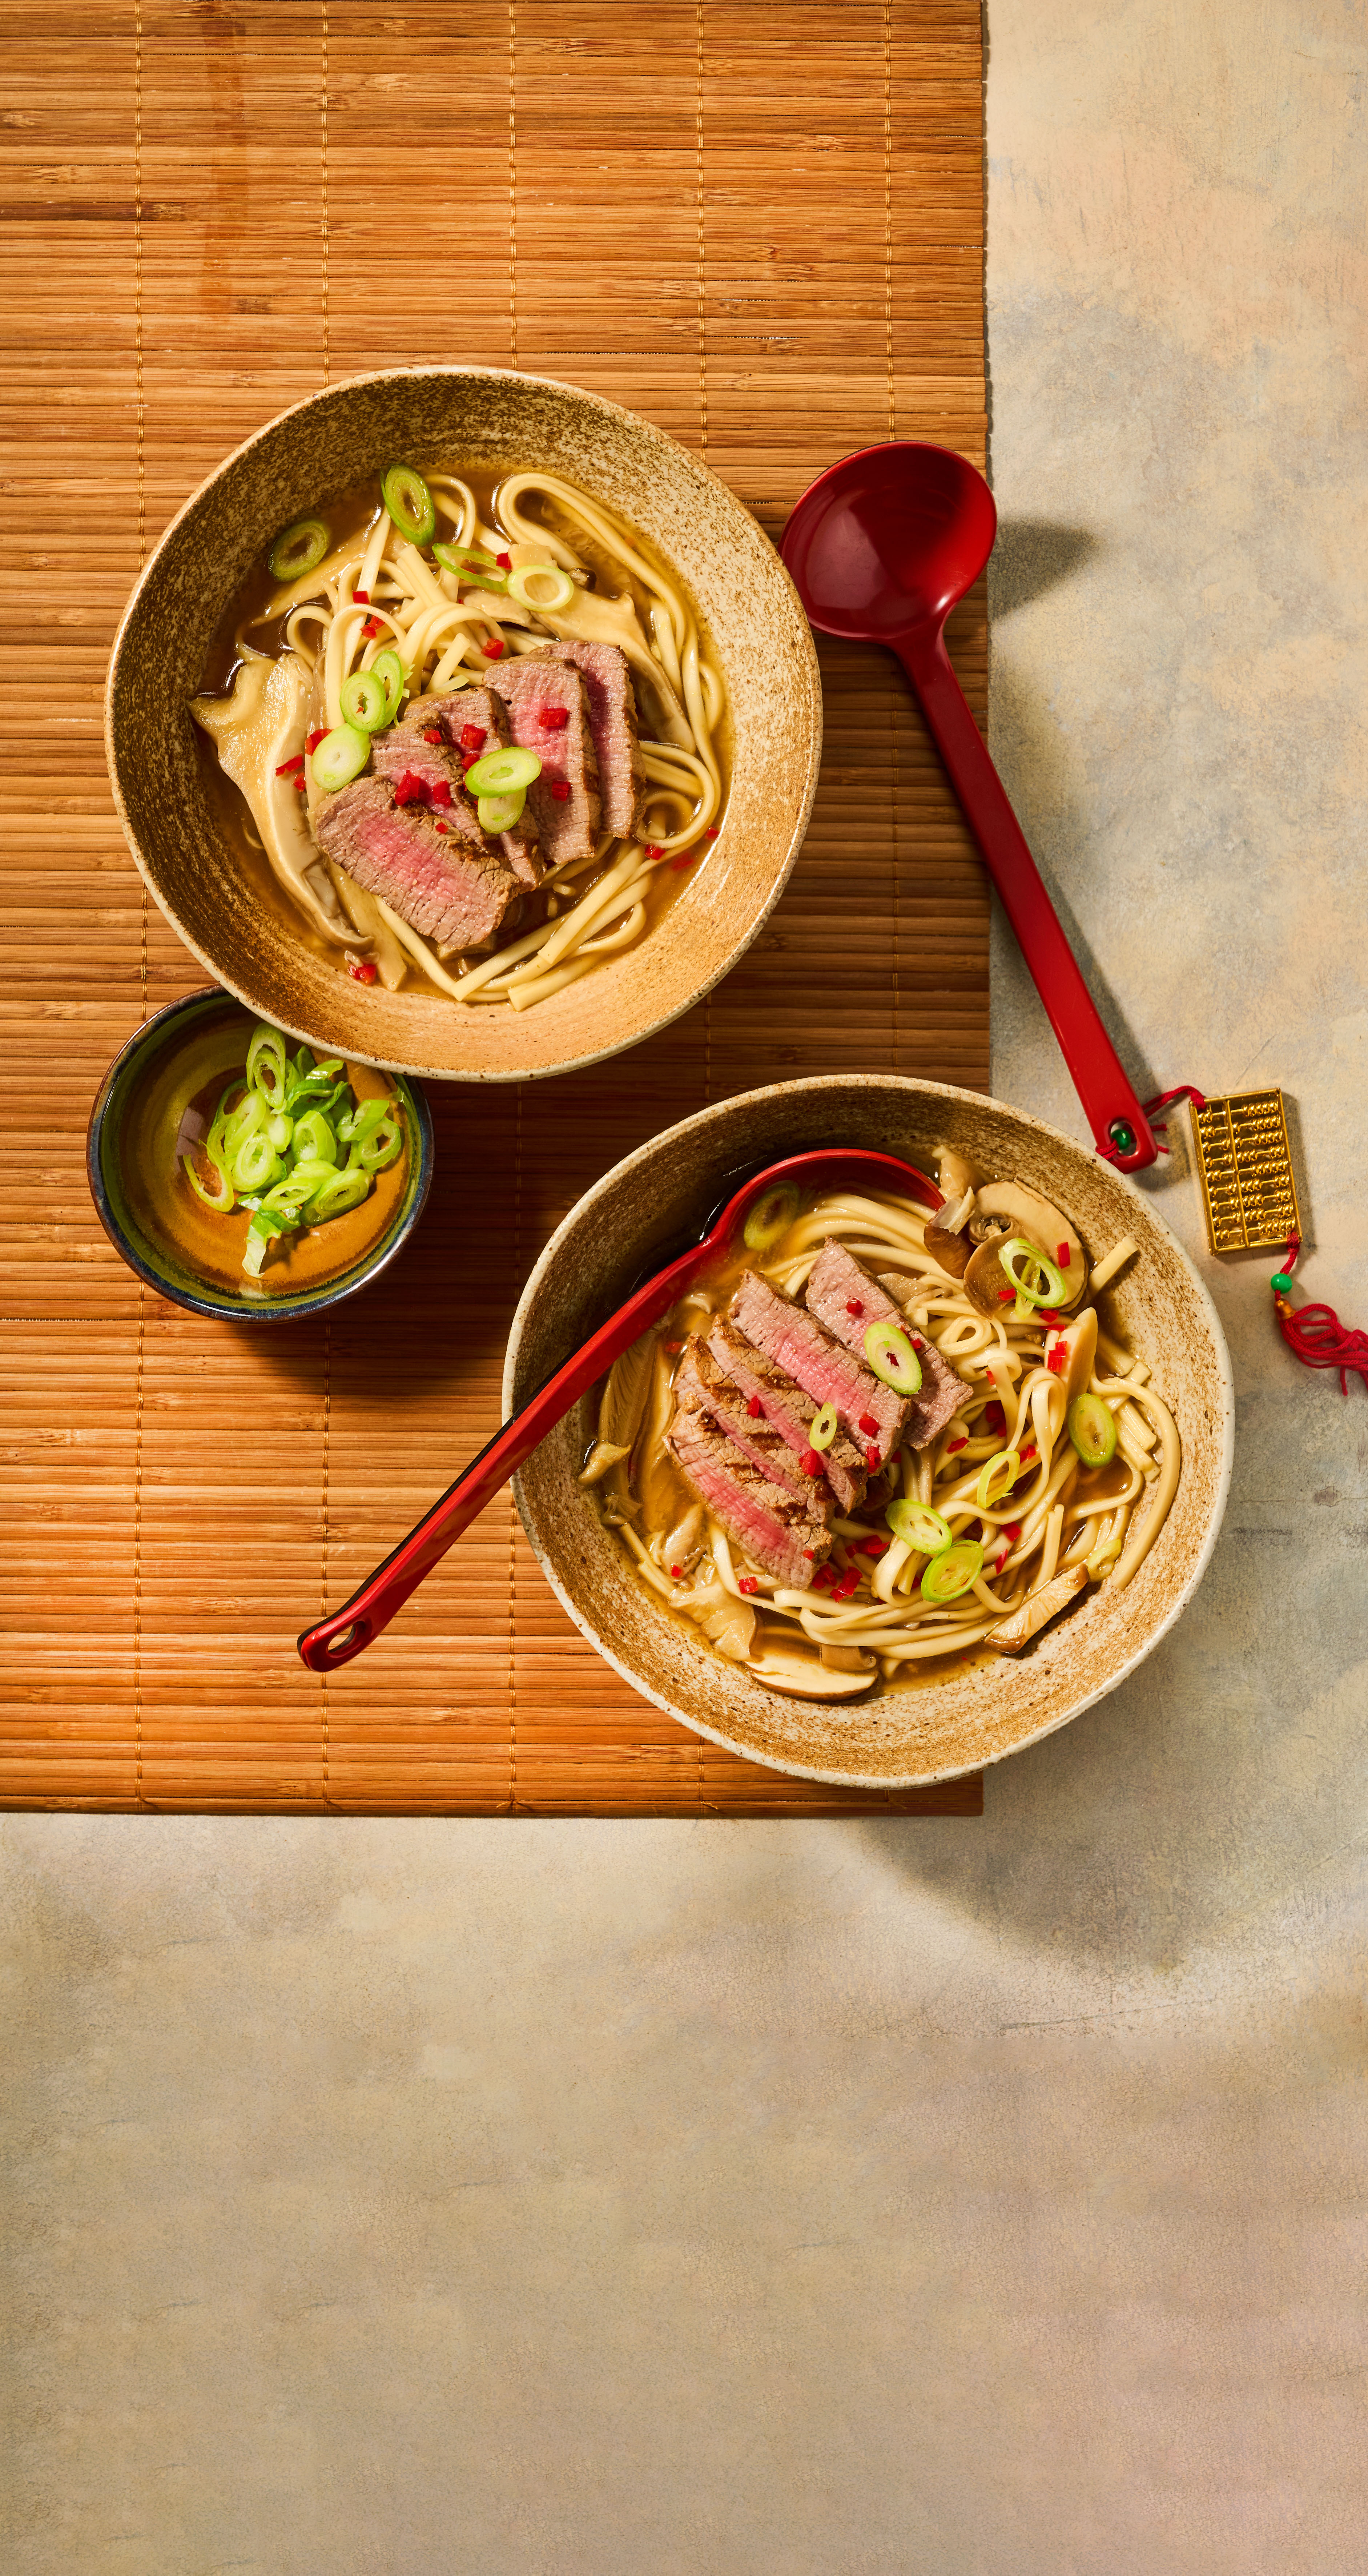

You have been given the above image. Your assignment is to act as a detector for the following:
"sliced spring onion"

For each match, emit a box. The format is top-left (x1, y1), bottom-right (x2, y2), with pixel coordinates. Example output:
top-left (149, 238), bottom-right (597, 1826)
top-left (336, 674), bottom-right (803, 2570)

top-left (311, 724), bottom-right (371, 793)
top-left (863, 1319), bottom-right (923, 1394)
top-left (231, 1132), bottom-right (285, 1194)
top-left (370, 647), bottom-right (405, 716)
top-left (505, 562), bottom-right (576, 614)
top-left (742, 1182), bottom-right (800, 1253)
top-left (1068, 1391), bottom-right (1118, 1468)
top-left (433, 541), bottom-right (506, 589)
top-left (975, 1448), bottom-right (1021, 1509)
top-left (308, 1167), bottom-right (371, 1222)
top-left (356, 1108), bottom-right (405, 1172)
top-left (242, 1203), bottom-right (289, 1279)
top-left (259, 1177), bottom-right (319, 1222)
top-left (336, 1097), bottom-right (392, 1146)
top-left (382, 462), bottom-right (436, 545)
top-left (920, 1539), bottom-right (984, 1603)
top-left (267, 516), bottom-right (329, 581)
top-left (267, 1113), bottom-right (293, 1153)
top-left (887, 1499), bottom-right (953, 1555)
top-left (292, 1109), bottom-right (338, 1168)
top-left (283, 1157), bottom-right (340, 1201)
top-left (808, 1399), bottom-right (839, 1454)
top-left (182, 1149), bottom-right (234, 1213)
top-left (998, 1234), bottom-right (1066, 1309)
top-left (340, 667), bottom-right (395, 734)
top-left (464, 746), bottom-right (542, 796)
top-left (246, 1022), bottom-right (288, 1105)
top-left (477, 790), bottom-right (527, 833)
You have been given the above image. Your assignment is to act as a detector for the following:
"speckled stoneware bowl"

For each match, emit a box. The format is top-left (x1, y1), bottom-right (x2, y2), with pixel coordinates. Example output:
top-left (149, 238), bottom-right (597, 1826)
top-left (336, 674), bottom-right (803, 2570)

top-left (503, 1076), bottom-right (1234, 1790)
top-left (105, 367), bottom-right (821, 1082)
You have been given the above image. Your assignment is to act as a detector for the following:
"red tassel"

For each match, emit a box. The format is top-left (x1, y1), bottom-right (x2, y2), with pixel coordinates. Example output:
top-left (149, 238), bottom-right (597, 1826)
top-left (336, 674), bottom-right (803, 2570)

top-left (1271, 1235), bottom-right (1368, 1398)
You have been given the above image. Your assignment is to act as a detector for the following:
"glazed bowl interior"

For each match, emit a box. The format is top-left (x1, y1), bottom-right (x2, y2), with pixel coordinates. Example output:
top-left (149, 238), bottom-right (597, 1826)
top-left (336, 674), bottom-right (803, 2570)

top-left (106, 367), bottom-right (821, 1082)
top-left (504, 1076), bottom-right (1234, 1790)
top-left (88, 988), bottom-right (433, 1324)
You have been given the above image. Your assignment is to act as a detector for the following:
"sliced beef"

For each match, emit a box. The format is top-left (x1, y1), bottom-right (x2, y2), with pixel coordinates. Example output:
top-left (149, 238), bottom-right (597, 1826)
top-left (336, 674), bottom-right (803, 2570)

top-left (803, 1239), bottom-right (973, 1451)
top-left (728, 1269), bottom-right (910, 1467)
top-left (487, 657), bottom-right (601, 866)
top-left (676, 1342), bottom-right (823, 1506)
top-left (312, 776), bottom-right (521, 953)
top-left (665, 1402), bottom-right (831, 1591)
top-left (523, 641), bottom-right (644, 837)
top-left (704, 1314), bottom-right (868, 1514)
top-left (378, 689), bottom-right (543, 888)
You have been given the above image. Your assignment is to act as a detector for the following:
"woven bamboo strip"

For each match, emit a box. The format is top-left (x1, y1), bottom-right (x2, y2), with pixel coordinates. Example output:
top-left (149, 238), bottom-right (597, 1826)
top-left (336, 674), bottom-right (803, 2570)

top-left (0, 0), bottom-right (987, 1817)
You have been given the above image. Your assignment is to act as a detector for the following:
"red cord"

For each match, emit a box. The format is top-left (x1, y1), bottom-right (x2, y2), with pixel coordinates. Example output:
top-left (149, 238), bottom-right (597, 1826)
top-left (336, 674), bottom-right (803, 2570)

top-left (1144, 1083), bottom-right (1207, 1157)
top-left (1271, 1234), bottom-right (1368, 1399)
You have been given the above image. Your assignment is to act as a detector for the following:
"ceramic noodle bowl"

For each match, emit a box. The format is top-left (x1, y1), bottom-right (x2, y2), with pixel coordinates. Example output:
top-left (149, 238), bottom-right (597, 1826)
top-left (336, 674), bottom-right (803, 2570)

top-left (503, 1077), bottom-right (1234, 1791)
top-left (105, 367), bottom-right (821, 1082)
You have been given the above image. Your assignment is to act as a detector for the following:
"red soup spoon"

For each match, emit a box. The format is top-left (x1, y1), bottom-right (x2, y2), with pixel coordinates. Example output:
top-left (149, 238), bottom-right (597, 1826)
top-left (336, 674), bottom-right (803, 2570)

top-left (780, 441), bottom-right (1157, 1173)
top-left (297, 1146), bottom-right (940, 1670)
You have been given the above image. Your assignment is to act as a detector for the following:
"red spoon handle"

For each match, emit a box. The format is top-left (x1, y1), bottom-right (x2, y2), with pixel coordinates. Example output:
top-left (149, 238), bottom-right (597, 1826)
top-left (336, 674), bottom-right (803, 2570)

top-left (898, 629), bottom-right (1157, 1173)
top-left (296, 1243), bottom-right (701, 1671)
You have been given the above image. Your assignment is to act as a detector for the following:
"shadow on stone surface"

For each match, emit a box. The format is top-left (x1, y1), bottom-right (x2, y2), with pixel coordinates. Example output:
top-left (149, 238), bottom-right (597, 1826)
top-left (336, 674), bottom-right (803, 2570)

top-left (989, 518), bottom-right (1100, 618)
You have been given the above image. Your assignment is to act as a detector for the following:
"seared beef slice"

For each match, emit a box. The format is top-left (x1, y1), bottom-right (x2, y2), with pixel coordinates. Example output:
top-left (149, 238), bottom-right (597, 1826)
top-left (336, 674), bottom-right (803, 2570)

top-left (398, 688), bottom-right (543, 887)
top-left (727, 1270), bottom-right (911, 1464)
top-left (488, 659), bottom-right (601, 864)
top-left (666, 1390), bottom-right (831, 1590)
top-left (703, 1315), bottom-right (868, 1514)
top-left (313, 777), bottom-right (522, 951)
top-left (524, 641), bottom-right (643, 837)
top-left (675, 1343), bottom-right (820, 1504)
top-left (804, 1242), bottom-right (973, 1451)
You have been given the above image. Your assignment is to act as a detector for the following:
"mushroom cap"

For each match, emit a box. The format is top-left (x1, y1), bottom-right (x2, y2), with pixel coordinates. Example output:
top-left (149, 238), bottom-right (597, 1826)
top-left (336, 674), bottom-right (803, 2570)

top-left (748, 1645), bottom-right (878, 1699)
top-left (963, 1231), bottom-right (1015, 1316)
top-left (923, 1221), bottom-right (972, 1279)
top-left (973, 1182), bottom-right (1085, 1305)
top-left (987, 1560), bottom-right (1090, 1652)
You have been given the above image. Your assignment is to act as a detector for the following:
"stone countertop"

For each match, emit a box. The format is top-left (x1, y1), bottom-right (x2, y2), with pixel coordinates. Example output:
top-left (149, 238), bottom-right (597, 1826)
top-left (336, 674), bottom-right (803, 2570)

top-left (4, 7), bottom-right (1365, 2570)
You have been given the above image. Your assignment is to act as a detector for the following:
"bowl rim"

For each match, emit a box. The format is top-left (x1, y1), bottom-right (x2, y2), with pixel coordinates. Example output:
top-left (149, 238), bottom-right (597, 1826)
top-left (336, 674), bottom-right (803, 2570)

top-left (103, 363), bottom-right (824, 1087)
top-left (502, 1073), bottom-right (1237, 1789)
top-left (86, 984), bottom-right (435, 1325)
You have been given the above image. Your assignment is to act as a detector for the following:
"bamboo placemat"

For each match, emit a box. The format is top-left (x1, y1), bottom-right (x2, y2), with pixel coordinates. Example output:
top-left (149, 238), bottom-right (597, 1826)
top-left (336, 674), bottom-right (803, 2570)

top-left (1, 0), bottom-right (988, 1815)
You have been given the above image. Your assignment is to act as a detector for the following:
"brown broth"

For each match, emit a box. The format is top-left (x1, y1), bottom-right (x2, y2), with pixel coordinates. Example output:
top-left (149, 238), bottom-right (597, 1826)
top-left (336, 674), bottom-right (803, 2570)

top-left (195, 463), bottom-right (731, 1004)
top-left (121, 1001), bottom-right (408, 1299)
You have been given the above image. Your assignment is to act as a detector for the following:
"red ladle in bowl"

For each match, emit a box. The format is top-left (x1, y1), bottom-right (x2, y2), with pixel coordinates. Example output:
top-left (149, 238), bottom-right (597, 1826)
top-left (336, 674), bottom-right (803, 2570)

top-left (780, 442), bottom-right (1157, 1173)
top-left (297, 1146), bottom-right (940, 1671)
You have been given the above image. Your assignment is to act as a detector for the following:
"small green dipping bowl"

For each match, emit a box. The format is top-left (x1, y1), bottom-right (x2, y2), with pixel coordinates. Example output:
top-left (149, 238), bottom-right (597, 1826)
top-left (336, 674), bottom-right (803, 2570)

top-left (88, 987), bottom-right (434, 1323)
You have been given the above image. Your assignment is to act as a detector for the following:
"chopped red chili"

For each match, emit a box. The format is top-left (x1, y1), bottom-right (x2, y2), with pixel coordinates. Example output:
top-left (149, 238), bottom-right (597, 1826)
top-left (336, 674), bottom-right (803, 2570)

top-left (275, 753), bottom-right (305, 776)
top-left (663, 1339), bottom-right (683, 1355)
top-left (800, 1447), bottom-right (821, 1477)
top-left (353, 589), bottom-right (370, 604)
top-left (482, 639), bottom-right (506, 659)
top-left (947, 1435), bottom-right (967, 1452)
top-left (671, 850), bottom-right (696, 871)
top-left (496, 551), bottom-right (512, 571)
top-left (1047, 1343), bottom-right (1067, 1375)
top-left (736, 1576), bottom-right (759, 1596)
top-left (858, 1412), bottom-right (878, 1435)
top-left (861, 1537), bottom-right (888, 1558)
top-left (845, 1299), bottom-right (864, 1317)
top-left (705, 824), bottom-right (719, 837)
top-left (998, 1288), bottom-right (1016, 1303)
top-left (422, 728), bottom-right (444, 746)
top-left (548, 780), bottom-right (571, 802)
top-left (746, 1395), bottom-right (762, 1418)
top-left (542, 706), bottom-right (570, 730)
top-left (434, 821), bottom-right (448, 835)
top-left (428, 779), bottom-right (452, 807)
top-left (348, 959), bottom-right (378, 984)
top-left (643, 844), bottom-right (663, 860)
top-left (802, 1549), bottom-right (815, 1560)
top-left (1002, 1523), bottom-right (1022, 1545)
top-left (306, 729), bottom-right (327, 755)
top-left (865, 1447), bottom-right (880, 1472)
top-left (984, 1400), bottom-right (1006, 1434)
top-left (834, 1571), bottom-right (861, 1601)
top-left (361, 617), bottom-right (381, 638)
top-left (670, 1565), bottom-right (682, 1579)
top-left (1057, 1242), bottom-right (1071, 1267)
top-left (460, 725), bottom-right (486, 753)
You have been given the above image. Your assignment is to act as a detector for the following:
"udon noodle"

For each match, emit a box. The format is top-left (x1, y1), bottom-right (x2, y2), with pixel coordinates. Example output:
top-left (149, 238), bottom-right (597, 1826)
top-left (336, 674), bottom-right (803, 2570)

top-left (588, 1158), bottom-right (1181, 1701)
top-left (191, 464), bottom-right (726, 1010)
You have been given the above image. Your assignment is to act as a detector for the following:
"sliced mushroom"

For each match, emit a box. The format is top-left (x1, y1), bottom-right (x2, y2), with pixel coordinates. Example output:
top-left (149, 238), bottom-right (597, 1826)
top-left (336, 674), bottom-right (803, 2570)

top-left (922, 1221), bottom-right (972, 1278)
top-left (661, 1502), bottom-right (707, 1575)
top-left (967, 1207), bottom-right (1013, 1246)
top-left (578, 1440), bottom-right (631, 1486)
top-left (1044, 1305), bottom-right (1098, 1413)
top-left (689, 1580), bottom-right (757, 1664)
top-left (749, 1644), bottom-right (878, 1700)
top-left (598, 1332), bottom-right (655, 1452)
top-left (820, 1644), bottom-right (879, 1676)
top-left (963, 1231), bottom-right (1016, 1316)
top-left (986, 1560), bottom-right (1089, 1651)
top-left (936, 1145), bottom-right (976, 1207)
top-left (973, 1183), bottom-right (1085, 1305)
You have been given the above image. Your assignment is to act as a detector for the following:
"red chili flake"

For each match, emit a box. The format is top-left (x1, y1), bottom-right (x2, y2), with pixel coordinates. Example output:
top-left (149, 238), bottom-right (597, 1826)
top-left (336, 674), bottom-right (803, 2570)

top-left (496, 551), bottom-right (512, 571)
top-left (1038, 1310), bottom-right (1063, 1326)
top-left (984, 1401), bottom-right (1006, 1435)
top-left (429, 779), bottom-right (452, 807)
top-left (998, 1289), bottom-right (1015, 1304)
top-left (857, 1412), bottom-right (878, 1435)
top-left (1047, 1343), bottom-right (1067, 1376)
top-left (549, 780), bottom-right (571, 802)
top-left (353, 589), bottom-right (370, 604)
top-left (811, 1564), bottom-right (833, 1590)
top-left (422, 728), bottom-right (444, 746)
top-left (861, 1446), bottom-right (878, 1472)
top-left (845, 1299), bottom-right (864, 1317)
top-left (274, 753), bottom-right (305, 776)
top-left (392, 771), bottom-right (430, 808)
top-left (434, 821), bottom-right (448, 835)
top-left (746, 1395), bottom-right (762, 1418)
top-left (663, 1339), bottom-right (683, 1355)
top-left (1019, 1445), bottom-right (1037, 1464)
top-left (1057, 1242), bottom-right (1071, 1267)
top-left (802, 1549), bottom-right (816, 1560)
top-left (305, 728), bottom-right (327, 755)
top-left (294, 775), bottom-right (307, 792)
top-left (800, 1447), bottom-right (824, 1476)
top-left (460, 725), bottom-right (487, 753)
top-left (482, 639), bottom-right (506, 659)
top-left (861, 1537), bottom-right (888, 1559)
top-left (670, 1565), bottom-right (682, 1579)
top-left (361, 617), bottom-right (381, 638)
top-left (737, 1577), bottom-right (759, 1596)
top-left (705, 824), bottom-right (720, 837)
top-left (644, 843), bottom-right (664, 860)
top-left (947, 1436), bottom-right (968, 1453)
top-left (671, 849), bottom-right (697, 871)
top-left (347, 959), bottom-right (378, 985)
top-left (542, 706), bottom-right (570, 730)
top-left (834, 1571), bottom-right (861, 1602)
top-left (1002, 1522), bottom-right (1022, 1546)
